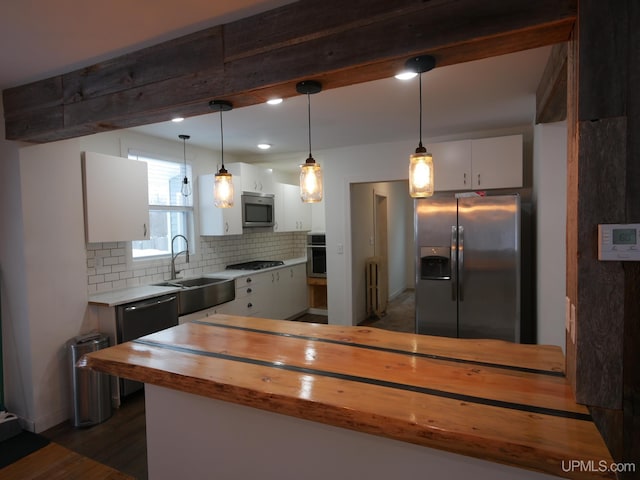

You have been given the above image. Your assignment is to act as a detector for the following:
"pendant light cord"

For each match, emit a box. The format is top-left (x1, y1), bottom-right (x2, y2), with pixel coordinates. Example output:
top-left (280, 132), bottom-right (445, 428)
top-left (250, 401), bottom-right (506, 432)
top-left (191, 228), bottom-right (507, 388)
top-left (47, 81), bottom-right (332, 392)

top-left (219, 109), bottom-right (225, 168)
top-left (182, 137), bottom-right (187, 175)
top-left (418, 72), bottom-right (423, 149)
top-left (307, 92), bottom-right (312, 158)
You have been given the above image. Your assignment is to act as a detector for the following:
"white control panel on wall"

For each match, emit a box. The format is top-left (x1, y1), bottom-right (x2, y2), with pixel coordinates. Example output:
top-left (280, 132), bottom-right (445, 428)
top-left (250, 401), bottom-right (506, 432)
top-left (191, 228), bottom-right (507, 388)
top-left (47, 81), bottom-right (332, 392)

top-left (598, 223), bottom-right (640, 261)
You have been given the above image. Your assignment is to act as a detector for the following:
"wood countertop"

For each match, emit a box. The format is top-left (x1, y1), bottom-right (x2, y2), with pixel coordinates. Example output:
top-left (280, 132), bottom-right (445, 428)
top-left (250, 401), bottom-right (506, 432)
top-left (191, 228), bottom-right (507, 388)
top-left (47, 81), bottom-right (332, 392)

top-left (83, 315), bottom-right (614, 479)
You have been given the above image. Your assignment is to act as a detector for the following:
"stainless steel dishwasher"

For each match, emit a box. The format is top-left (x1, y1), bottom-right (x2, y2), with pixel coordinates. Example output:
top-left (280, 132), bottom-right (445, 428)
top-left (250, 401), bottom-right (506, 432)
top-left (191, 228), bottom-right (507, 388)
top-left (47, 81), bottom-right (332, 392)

top-left (116, 294), bottom-right (178, 397)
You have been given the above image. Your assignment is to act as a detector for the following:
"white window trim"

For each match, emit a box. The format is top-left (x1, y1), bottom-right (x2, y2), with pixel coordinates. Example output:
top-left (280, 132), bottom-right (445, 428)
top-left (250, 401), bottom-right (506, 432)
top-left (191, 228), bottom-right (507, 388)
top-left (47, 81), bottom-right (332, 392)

top-left (126, 147), bottom-right (196, 262)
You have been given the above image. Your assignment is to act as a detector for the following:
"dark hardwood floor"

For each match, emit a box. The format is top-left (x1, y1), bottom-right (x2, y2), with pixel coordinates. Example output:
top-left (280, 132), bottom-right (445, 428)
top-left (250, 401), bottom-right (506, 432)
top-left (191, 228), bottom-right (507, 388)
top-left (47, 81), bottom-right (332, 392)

top-left (42, 390), bottom-right (147, 480)
top-left (359, 289), bottom-right (415, 332)
top-left (40, 292), bottom-right (414, 480)
top-left (298, 289), bottom-right (415, 333)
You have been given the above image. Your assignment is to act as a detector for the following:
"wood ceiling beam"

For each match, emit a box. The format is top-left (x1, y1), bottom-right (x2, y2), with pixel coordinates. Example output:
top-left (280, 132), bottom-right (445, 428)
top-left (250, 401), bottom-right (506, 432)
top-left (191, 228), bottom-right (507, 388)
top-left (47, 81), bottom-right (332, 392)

top-left (2, 0), bottom-right (576, 144)
top-left (536, 42), bottom-right (568, 124)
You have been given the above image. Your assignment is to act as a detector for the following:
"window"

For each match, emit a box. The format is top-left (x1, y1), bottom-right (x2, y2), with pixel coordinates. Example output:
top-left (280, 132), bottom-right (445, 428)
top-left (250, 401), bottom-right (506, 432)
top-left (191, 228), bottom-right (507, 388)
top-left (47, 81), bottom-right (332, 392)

top-left (128, 151), bottom-right (194, 259)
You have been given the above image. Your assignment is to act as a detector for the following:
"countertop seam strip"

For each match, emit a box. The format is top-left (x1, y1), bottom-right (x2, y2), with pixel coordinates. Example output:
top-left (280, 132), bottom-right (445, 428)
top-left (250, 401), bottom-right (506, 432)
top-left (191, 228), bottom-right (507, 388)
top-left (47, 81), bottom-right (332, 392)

top-left (192, 320), bottom-right (565, 377)
top-left (132, 338), bottom-right (591, 422)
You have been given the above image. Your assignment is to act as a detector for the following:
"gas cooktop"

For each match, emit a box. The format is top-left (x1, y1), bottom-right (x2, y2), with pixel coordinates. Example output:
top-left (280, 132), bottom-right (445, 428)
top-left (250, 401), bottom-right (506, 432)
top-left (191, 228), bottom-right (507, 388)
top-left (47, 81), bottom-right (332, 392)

top-left (226, 260), bottom-right (285, 270)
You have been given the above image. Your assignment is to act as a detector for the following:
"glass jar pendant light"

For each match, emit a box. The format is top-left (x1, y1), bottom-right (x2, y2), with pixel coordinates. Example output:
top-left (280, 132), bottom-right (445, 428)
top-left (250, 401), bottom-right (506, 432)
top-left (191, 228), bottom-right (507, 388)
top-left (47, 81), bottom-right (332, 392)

top-left (179, 134), bottom-right (191, 197)
top-left (296, 80), bottom-right (323, 203)
top-left (209, 100), bottom-right (234, 208)
top-left (406, 55), bottom-right (436, 198)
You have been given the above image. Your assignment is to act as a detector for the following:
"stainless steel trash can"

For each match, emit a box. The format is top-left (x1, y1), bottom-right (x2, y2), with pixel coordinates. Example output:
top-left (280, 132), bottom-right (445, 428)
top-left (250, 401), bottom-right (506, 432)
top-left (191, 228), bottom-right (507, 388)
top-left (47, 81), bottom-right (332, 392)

top-left (68, 332), bottom-right (112, 427)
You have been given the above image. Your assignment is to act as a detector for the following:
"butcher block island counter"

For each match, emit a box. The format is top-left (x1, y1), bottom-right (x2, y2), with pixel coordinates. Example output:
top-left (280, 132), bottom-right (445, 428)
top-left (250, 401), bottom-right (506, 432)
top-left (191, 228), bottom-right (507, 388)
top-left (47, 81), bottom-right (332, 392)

top-left (83, 315), bottom-right (614, 480)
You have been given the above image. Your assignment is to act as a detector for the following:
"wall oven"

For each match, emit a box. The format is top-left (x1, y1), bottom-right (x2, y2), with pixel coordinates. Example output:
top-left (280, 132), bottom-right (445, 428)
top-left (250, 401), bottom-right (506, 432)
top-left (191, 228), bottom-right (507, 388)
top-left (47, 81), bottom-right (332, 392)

top-left (241, 192), bottom-right (275, 228)
top-left (307, 233), bottom-right (327, 278)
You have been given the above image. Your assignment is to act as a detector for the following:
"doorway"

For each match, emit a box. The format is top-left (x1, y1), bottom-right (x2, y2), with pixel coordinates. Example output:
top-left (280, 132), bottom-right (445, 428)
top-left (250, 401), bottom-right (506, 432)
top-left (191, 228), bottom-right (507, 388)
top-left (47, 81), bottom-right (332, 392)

top-left (374, 192), bottom-right (389, 315)
top-left (350, 180), bottom-right (415, 332)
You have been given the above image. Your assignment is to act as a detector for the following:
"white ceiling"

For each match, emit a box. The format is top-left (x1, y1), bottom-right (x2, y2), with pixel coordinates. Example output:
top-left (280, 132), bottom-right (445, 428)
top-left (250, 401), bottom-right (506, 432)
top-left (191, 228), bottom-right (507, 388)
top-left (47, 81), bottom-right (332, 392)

top-left (1, 1), bottom-right (551, 165)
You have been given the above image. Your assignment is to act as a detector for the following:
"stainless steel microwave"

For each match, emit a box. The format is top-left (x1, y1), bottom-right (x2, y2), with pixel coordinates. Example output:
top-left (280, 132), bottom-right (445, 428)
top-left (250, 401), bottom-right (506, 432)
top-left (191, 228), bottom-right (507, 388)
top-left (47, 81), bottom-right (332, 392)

top-left (241, 192), bottom-right (275, 228)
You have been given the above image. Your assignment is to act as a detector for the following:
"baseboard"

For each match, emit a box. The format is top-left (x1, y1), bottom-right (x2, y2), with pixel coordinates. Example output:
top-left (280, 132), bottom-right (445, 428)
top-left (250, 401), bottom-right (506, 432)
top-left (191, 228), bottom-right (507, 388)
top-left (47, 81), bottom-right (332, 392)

top-left (307, 308), bottom-right (328, 316)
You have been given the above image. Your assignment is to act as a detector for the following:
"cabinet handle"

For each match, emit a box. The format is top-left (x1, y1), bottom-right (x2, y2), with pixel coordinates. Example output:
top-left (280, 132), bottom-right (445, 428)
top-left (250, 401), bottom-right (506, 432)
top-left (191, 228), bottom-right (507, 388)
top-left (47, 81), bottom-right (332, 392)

top-left (247, 302), bottom-right (253, 308)
top-left (246, 277), bottom-right (252, 284)
top-left (477, 173), bottom-right (481, 185)
top-left (271, 273), bottom-right (275, 282)
top-left (276, 272), bottom-right (280, 282)
top-left (290, 269), bottom-right (294, 278)
top-left (225, 221), bottom-right (229, 233)
top-left (254, 181), bottom-right (258, 190)
top-left (143, 223), bottom-right (147, 237)
top-left (247, 287), bottom-right (252, 293)
top-left (463, 173), bottom-right (467, 185)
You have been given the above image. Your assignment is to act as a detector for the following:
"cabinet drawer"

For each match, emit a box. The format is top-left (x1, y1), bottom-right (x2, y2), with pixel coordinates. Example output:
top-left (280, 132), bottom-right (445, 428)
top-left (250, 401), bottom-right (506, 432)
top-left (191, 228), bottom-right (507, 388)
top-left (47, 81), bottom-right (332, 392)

top-left (235, 283), bottom-right (261, 299)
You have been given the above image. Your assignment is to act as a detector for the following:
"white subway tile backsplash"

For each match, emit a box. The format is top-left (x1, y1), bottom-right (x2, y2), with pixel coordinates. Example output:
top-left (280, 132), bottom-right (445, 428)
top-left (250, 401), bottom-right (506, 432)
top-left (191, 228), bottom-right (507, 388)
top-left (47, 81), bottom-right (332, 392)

top-left (87, 231), bottom-right (307, 294)
top-left (88, 274), bottom-right (105, 284)
top-left (103, 257), bottom-right (119, 266)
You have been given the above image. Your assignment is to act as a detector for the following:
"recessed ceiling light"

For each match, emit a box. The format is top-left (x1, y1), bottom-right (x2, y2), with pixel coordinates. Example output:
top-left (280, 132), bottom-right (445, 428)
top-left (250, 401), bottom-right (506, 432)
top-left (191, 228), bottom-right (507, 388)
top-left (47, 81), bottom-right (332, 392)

top-left (394, 71), bottom-right (418, 80)
top-left (257, 143), bottom-right (272, 150)
top-left (171, 117), bottom-right (185, 122)
top-left (266, 98), bottom-right (283, 105)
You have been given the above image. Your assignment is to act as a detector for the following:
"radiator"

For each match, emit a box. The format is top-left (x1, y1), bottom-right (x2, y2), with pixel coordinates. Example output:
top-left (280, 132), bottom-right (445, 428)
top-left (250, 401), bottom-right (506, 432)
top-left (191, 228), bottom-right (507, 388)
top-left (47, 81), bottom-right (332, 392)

top-left (366, 256), bottom-right (388, 318)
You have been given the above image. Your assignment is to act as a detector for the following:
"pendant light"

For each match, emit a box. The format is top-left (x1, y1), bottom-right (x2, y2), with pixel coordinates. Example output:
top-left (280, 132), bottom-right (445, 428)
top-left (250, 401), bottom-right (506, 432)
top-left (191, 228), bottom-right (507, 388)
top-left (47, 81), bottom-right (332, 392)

top-left (179, 134), bottom-right (191, 197)
top-left (406, 55), bottom-right (436, 198)
top-left (296, 80), bottom-right (323, 203)
top-left (209, 100), bottom-right (234, 208)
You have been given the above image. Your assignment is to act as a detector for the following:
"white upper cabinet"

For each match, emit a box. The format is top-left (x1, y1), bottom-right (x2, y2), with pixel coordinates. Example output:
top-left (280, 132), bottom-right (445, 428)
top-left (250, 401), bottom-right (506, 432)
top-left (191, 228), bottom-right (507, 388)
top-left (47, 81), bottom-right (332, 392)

top-left (274, 183), bottom-right (311, 232)
top-left (227, 162), bottom-right (275, 194)
top-left (431, 134), bottom-right (523, 191)
top-left (198, 174), bottom-right (243, 236)
top-left (82, 151), bottom-right (149, 243)
top-left (431, 140), bottom-right (472, 191)
top-left (470, 134), bottom-right (523, 189)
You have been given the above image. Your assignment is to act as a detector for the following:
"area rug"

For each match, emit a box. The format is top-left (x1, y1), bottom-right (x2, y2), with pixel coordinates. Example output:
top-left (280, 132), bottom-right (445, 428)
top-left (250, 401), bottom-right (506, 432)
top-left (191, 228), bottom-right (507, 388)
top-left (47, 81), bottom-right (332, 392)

top-left (0, 430), bottom-right (50, 469)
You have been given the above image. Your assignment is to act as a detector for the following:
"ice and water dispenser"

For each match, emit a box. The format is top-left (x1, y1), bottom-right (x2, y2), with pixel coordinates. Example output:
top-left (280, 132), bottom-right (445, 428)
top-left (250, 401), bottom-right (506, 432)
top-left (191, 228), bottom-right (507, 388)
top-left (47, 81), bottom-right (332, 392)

top-left (420, 246), bottom-right (451, 280)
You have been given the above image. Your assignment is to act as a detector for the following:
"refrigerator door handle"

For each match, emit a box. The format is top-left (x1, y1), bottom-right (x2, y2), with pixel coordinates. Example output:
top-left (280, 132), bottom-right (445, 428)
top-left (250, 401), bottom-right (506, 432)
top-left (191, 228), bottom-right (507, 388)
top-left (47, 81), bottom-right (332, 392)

top-left (451, 226), bottom-right (457, 301)
top-left (458, 226), bottom-right (465, 302)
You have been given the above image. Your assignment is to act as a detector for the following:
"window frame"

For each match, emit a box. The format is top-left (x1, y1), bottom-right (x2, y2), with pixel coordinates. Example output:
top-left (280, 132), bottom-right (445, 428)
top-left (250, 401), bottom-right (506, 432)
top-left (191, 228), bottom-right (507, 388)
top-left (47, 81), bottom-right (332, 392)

top-left (127, 149), bottom-right (195, 261)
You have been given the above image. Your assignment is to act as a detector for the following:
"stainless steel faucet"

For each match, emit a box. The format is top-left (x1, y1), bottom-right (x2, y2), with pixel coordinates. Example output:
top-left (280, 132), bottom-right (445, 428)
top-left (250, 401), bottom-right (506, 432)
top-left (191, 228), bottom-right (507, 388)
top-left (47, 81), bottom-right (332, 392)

top-left (170, 234), bottom-right (190, 279)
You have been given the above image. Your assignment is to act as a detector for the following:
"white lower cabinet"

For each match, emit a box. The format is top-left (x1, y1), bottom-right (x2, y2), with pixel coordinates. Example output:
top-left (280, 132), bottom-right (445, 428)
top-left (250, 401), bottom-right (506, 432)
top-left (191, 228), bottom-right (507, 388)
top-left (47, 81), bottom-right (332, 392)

top-left (179, 263), bottom-right (309, 323)
top-left (226, 273), bottom-right (268, 317)
top-left (264, 263), bottom-right (308, 319)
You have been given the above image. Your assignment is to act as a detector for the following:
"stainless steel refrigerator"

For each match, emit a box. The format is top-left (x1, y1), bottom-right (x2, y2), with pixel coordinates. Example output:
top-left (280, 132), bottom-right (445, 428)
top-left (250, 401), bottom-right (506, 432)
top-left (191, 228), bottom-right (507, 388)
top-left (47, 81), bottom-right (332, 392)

top-left (415, 192), bottom-right (529, 342)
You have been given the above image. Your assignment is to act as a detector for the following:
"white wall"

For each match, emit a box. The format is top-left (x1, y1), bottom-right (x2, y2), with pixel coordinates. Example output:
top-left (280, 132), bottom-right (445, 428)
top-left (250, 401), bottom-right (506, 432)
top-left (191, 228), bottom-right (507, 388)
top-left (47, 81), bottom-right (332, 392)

top-left (0, 124), bottom-right (34, 426)
top-left (18, 139), bottom-right (88, 430)
top-left (533, 122), bottom-right (567, 350)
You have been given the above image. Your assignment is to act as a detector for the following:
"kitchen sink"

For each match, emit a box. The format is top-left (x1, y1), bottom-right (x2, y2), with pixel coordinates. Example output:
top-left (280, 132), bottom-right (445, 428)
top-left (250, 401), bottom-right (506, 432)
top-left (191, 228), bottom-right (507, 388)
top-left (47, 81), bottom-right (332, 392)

top-left (155, 277), bottom-right (229, 288)
top-left (153, 277), bottom-right (235, 315)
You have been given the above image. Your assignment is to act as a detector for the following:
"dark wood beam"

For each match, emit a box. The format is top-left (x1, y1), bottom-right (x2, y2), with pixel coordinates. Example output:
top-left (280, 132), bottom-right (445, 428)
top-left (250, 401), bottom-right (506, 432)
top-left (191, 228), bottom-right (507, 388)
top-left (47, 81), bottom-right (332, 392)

top-left (566, 0), bottom-right (640, 466)
top-left (536, 42), bottom-right (567, 123)
top-left (2, 0), bottom-right (576, 143)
